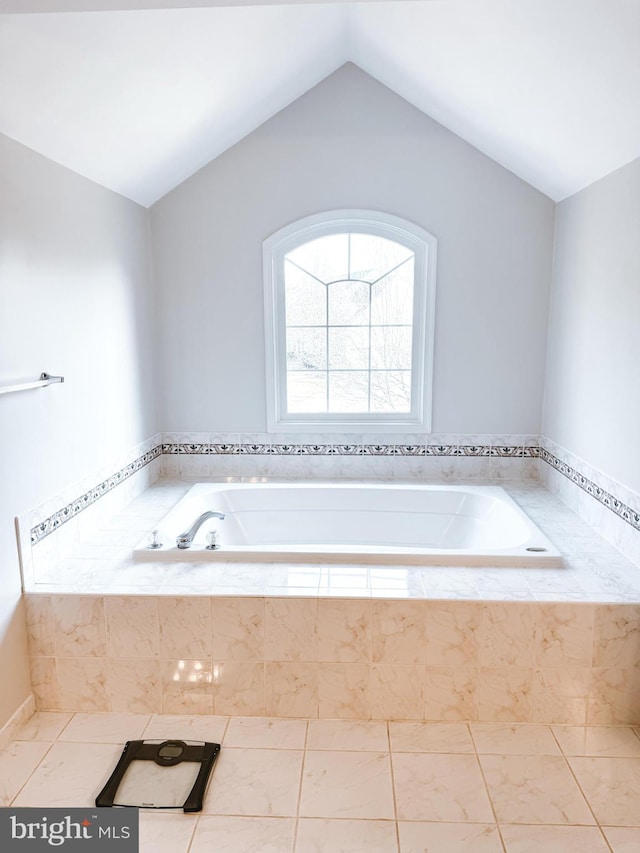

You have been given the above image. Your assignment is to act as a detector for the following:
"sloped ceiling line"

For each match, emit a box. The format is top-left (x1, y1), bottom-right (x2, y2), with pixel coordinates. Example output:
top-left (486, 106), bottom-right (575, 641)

top-left (0, 0), bottom-right (637, 206)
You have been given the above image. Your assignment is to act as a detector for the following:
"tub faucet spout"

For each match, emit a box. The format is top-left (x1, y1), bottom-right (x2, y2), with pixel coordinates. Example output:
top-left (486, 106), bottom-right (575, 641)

top-left (176, 511), bottom-right (226, 549)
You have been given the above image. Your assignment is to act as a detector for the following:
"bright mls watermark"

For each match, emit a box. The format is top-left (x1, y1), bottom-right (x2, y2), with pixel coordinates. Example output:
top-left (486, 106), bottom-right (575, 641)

top-left (0, 809), bottom-right (139, 850)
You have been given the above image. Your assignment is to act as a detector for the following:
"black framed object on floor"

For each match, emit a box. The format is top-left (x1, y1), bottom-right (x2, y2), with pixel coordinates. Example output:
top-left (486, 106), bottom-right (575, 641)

top-left (96, 740), bottom-right (221, 813)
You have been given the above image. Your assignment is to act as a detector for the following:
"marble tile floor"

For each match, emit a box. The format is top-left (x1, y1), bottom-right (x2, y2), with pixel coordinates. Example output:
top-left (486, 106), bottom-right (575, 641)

top-left (26, 479), bottom-right (640, 603)
top-left (3, 711), bottom-right (640, 852)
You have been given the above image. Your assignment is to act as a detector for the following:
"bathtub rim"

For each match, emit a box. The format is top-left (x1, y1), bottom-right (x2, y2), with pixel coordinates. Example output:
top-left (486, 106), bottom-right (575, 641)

top-left (133, 480), bottom-right (563, 568)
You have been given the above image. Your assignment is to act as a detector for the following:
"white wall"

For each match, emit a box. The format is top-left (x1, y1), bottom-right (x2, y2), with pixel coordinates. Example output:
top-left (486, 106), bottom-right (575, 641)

top-left (151, 63), bottom-right (555, 435)
top-left (543, 156), bottom-right (640, 495)
top-left (0, 133), bottom-right (156, 726)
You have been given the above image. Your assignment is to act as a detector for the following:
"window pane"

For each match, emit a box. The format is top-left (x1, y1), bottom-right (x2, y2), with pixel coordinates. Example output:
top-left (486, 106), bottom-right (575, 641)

top-left (284, 262), bottom-right (326, 326)
top-left (286, 327), bottom-right (326, 370)
top-left (286, 234), bottom-right (348, 284)
top-left (370, 259), bottom-right (415, 325)
top-left (287, 371), bottom-right (327, 413)
top-left (349, 234), bottom-right (413, 283)
top-left (328, 280), bottom-right (369, 325)
top-left (370, 371), bottom-right (412, 413)
top-left (328, 371), bottom-right (369, 412)
top-left (266, 213), bottom-right (433, 427)
top-left (328, 327), bottom-right (369, 370)
top-left (370, 327), bottom-right (413, 370)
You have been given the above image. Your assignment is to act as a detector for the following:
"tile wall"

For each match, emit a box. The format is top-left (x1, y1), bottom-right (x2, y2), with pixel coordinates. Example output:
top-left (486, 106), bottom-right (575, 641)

top-left (24, 595), bottom-right (640, 725)
top-left (158, 433), bottom-right (540, 482)
top-left (540, 436), bottom-right (640, 566)
top-left (17, 435), bottom-right (163, 589)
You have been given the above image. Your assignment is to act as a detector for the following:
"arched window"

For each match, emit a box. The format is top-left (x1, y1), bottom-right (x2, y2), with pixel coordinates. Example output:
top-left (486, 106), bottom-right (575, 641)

top-left (263, 210), bottom-right (437, 431)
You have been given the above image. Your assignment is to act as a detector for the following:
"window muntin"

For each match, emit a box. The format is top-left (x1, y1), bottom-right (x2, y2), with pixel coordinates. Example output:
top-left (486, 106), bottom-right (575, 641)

top-left (284, 233), bottom-right (415, 415)
top-left (263, 211), bottom-right (436, 432)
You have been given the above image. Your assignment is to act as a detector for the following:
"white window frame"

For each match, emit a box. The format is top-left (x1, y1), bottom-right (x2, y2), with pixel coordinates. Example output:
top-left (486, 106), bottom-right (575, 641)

top-left (263, 209), bottom-right (437, 433)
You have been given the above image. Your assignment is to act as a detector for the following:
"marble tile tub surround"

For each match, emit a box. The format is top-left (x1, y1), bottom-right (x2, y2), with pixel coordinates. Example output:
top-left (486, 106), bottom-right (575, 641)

top-left (23, 434), bottom-right (163, 548)
top-left (160, 432), bottom-right (640, 565)
top-left (19, 431), bottom-right (538, 588)
top-left (5, 712), bottom-right (640, 852)
top-left (20, 431), bottom-right (640, 573)
top-left (540, 436), bottom-right (640, 567)
top-left (22, 478), bottom-right (640, 726)
top-left (18, 433), bottom-right (163, 589)
top-left (22, 432), bottom-right (539, 550)
top-left (23, 473), bottom-right (640, 599)
top-left (24, 593), bottom-right (640, 724)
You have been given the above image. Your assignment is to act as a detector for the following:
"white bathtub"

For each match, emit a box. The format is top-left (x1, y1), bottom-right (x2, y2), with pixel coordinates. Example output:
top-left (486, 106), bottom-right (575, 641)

top-left (134, 483), bottom-right (561, 567)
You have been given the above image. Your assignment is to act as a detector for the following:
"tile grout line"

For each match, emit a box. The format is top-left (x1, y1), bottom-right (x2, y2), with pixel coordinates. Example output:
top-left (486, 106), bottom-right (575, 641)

top-left (7, 738), bottom-right (57, 807)
top-left (470, 724), bottom-right (508, 852)
top-left (600, 824), bottom-right (617, 853)
top-left (56, 709), bottom-right (77, 739)
top-left (549, 726), bottom-right (611, 839)
top-left (484, 720), bottom-right (619, 843)
top-left (584, 605), bottom-right (596, 728)
top-left (183, 812), bottom-right (200, 853)
top-left (145, 710), bottom-right (228, 852)
top-left (291, 717), bottom-right (310, 852)
top-left (386, 721), bottom-right (402, 853)
top-left (476, 603), bottom-right (486, 723)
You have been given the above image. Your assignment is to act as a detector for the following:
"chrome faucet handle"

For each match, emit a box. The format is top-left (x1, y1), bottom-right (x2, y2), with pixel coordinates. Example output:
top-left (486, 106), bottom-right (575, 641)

top-left (147, 529), bottom-right (162, 550)
top-left (205, 530), bottom-right (220, 550)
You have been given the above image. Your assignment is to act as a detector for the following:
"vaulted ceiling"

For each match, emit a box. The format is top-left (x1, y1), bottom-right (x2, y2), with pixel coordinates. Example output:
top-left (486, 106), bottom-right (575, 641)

top-left (0, 0), bottom-right (638, 207)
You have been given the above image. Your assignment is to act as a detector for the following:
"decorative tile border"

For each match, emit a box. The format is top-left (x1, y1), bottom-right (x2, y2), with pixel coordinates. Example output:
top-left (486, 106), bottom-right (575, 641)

top-left (30, 445), bottom-right (162, 546)
top-left (540, 447), bottom-right (640, 534)
top-left (161, 441), bottom-right (539, 458)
